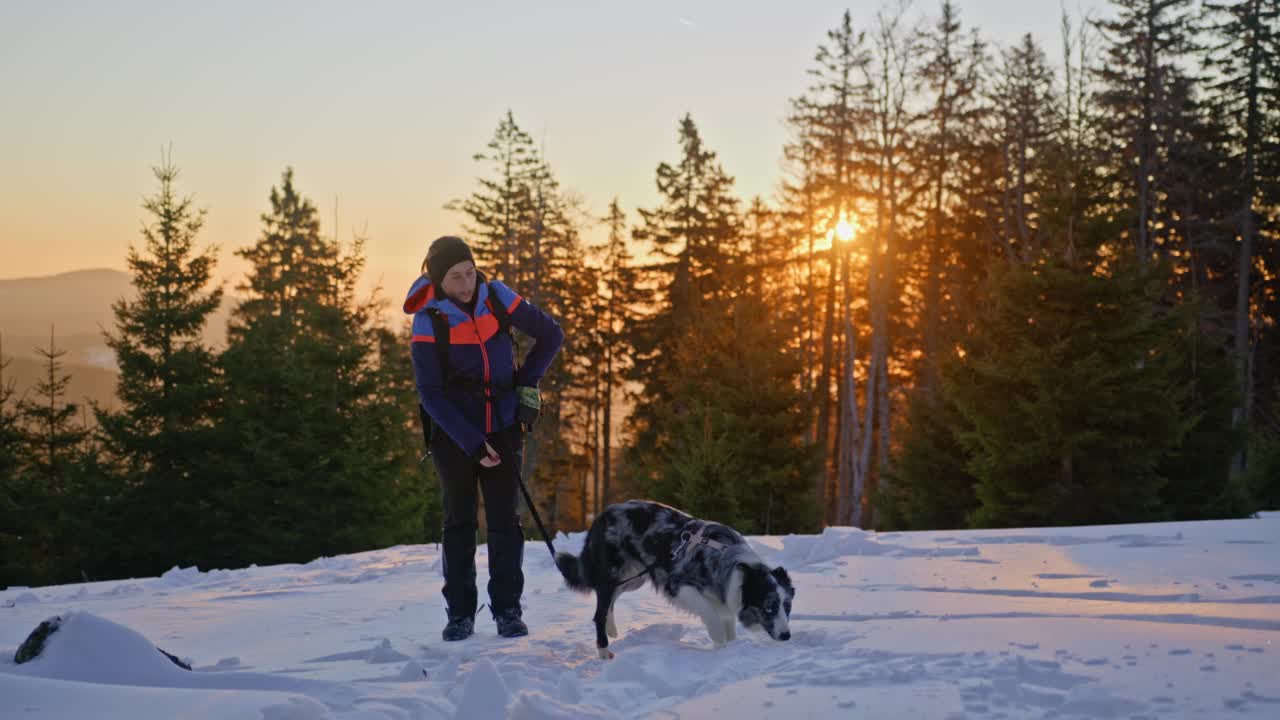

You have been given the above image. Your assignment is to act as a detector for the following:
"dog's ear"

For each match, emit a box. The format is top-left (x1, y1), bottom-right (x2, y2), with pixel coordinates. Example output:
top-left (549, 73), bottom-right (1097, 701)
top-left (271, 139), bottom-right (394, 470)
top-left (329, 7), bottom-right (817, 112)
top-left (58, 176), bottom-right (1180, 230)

top-left (737, 562), bottom-right (767, 603)
top-left (771, 566), bottom-right (792, 592)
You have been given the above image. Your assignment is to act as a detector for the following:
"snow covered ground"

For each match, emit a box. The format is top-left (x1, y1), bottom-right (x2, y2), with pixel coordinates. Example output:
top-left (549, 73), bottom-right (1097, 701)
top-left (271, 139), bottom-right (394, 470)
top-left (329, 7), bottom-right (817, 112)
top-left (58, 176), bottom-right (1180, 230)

top-left (3, 513), bottom-right (1278, 719)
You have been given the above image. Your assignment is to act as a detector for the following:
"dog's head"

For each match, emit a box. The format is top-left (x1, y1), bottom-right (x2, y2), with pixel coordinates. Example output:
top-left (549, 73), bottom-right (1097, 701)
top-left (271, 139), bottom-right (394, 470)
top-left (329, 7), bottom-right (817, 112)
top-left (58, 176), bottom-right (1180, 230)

top-left (736, 563), bottom-right (794, 641)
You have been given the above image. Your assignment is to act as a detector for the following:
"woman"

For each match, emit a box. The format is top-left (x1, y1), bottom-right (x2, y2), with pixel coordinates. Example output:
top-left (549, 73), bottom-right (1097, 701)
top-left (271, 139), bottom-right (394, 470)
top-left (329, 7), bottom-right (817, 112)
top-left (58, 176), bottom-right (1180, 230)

top-left (404, 235), bottom-right (564, 641)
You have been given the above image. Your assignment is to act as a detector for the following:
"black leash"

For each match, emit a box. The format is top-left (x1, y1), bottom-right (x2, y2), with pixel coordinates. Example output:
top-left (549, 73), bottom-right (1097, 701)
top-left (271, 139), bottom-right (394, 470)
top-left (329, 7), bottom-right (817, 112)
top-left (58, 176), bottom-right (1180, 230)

top-left (515, 466), bottom-right (558, 563)
top-left (615, 556), bottom-right (663, 588)
top-left (514, 460), bottom-right (651, 585)
top-left (516, 466), bottom-right (705, 588)
top-left (514, 460), bottom-right (661, 586)
top-left (509, 432), bottom-right (712, 590)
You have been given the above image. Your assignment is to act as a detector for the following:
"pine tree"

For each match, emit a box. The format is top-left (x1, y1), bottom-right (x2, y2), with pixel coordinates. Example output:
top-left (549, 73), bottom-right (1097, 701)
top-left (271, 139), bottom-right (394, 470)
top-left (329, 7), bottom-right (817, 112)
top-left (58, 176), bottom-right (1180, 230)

top-left (1244, 387), bottom-right (1280, 508)
top-left (0, 335), bottom-right (22, 500)
top-left (447, 110), bottom-right (549, 292)
top-left (625, 115), bottom-right (740, 495)
top-left (61, 405), bottom-right (122, 583)
top-left (594, 199), bottom-right (638, 512)
top-left (952, 258), bottom-right (1192, 527)
top-left (784, 11), bottom-right (871, 523)
top-left (1203, 0), bottom-right (1280, 472)
top-left (1095, 0), bottom-right (1201, 262)
top-left (636, 114), bottom-right (740, 315)
top-left (390, 324), bottom-right (440, 541)
top-left (778, 111), bottom-right (826, 416)
top-left (652, 291), bottom-right (819, 534)
top-left (734, 225), bottom-right (825, 533)
top-left (0, 335), bottom-right (29, 587)
top-left (625, 188), bottom-right (818, 532)
top-left (1157, 304), bottom-right (1250, 518)
top-left (96, 150), bottom-right (224, 574)
top-left (335, 321), bottom-right (428, 550)
top-left (859, 3), bottom-right (919, 520)
top-left (21, 330), bottom-right (88, 492)
top-left (535, 222), bottom-right (595, 531)
top-left (879, 378), bottom-right (979, 530)
top-left (220, 169), bottom-right (422, 565)
top-left (448, 111), bottom-right (591, 530)
top-left (989, 34), bottom-right (1059, 263)
top-left (917, 0), bottom-right (986, 394)
top-left (1037, 10), bottom-right (1118, 261)
top-left (14, 330), bottom-right (89, 583)
top-left (1246, 0), bottom-right (1280, 498)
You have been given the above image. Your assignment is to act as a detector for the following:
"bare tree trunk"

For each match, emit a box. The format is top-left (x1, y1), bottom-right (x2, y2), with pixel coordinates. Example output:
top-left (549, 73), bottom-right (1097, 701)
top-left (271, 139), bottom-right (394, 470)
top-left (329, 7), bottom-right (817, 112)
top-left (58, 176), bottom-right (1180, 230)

top-left (837, 350), bottom-right (852, 524)
top-left (835, 283), bottom-right (847, 504)
top-left (839, 313), bottom-right (860, 527)
top-left (833, 245), bottom-right (851, 526)
top-left (1136, 1), bottom-right (1156, 261)
top-left (1231, 181), bottom-right (1256, 474)
top-left (805, 193), bottom-right (825, 527)
top-left (815, 245), bottom-right (839, 522)
top-left (804, 198), bottom-right (818, 407)
top-left (857, 316), bottom-right (879, 529)
top-left (586, 372), bottom-right (598, 528)
top-left (602, 322), bottom-right (614, 512)
top-left (861, 4), bottom-right (912, 527)
top-left (924, 134), bottom-right (945, 396)
top-left (878, 178), bottom-right (899, 474)
top-left (1231, 0), bottom-right (1262, 476)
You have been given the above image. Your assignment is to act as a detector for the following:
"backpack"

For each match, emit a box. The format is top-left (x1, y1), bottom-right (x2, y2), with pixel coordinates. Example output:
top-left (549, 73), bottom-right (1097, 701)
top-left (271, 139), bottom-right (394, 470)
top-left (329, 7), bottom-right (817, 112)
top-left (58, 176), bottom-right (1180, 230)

top-left (418, 281), bottom-right (516, 456)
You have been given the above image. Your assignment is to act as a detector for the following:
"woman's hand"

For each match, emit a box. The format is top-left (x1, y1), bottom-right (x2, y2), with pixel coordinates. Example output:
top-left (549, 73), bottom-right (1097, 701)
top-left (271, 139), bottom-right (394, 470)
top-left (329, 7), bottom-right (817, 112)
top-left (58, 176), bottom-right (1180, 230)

top-left (479, 442), bottom-right (501, 468)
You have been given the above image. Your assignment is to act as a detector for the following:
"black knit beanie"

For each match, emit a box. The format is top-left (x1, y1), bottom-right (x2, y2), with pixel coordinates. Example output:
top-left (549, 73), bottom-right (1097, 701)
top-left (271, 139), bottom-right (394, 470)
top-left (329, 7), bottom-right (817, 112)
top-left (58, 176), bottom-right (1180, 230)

top-left (425, 235), bottom-right (475, 288)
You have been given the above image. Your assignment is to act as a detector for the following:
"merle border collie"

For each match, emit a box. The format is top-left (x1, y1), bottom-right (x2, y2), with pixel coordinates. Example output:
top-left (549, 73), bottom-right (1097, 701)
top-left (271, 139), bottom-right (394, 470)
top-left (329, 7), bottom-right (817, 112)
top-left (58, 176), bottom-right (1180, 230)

top-left (555, 500), bottom-right (794, 659)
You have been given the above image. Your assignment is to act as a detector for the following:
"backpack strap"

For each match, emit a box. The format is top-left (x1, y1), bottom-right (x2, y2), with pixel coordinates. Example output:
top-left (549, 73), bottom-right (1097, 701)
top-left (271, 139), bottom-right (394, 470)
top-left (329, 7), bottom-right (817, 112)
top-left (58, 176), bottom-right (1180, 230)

top-left (418, 307), bottom-right (453, 457)
top-left (417, 402), bottom-right (434, 457)
top-left (484, 281), bottom-right (520, 375)
top-left (485, 281), bottom-right (513, 337)
top-left (425, 307), bottom-right (453, 381)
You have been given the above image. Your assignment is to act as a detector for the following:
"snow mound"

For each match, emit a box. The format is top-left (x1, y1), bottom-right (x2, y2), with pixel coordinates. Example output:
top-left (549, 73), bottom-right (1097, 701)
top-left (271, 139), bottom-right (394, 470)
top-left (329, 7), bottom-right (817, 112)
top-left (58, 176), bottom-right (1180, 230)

top-left (781, 526), bottom-right (978, 566)
top-left (8, 612), bottom-right (187, 685)
top-left (157, 565), bottom-right (205, 588)
top-left (260, 696), bottom-right (333, 720)
top-left (509, 689), bottom-right (621, 719)
top-left (454, 657), bottom-right (510, 720)
top-left (397, 659), bottom-right (428, 681)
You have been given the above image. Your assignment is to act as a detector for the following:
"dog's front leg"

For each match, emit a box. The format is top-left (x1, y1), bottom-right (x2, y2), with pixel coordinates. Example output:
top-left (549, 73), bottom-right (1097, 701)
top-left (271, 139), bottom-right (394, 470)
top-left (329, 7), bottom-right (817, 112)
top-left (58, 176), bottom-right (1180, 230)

top-left (723, 616), bottom-right (736, 643)
top-left (605, 596), bottom-right (619, 638)
top-left (593, 585), bottom-right (616, 659)
top-left (676, 587), bottom-right (727, 647)
top-left (703, 616), bottom-right (727, 647)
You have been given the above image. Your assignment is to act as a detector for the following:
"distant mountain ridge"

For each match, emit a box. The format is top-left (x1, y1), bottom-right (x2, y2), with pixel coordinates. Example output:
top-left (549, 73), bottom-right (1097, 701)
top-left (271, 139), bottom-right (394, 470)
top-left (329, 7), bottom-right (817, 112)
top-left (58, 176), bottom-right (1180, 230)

top-left (1, 268), bottom-right (232, 412)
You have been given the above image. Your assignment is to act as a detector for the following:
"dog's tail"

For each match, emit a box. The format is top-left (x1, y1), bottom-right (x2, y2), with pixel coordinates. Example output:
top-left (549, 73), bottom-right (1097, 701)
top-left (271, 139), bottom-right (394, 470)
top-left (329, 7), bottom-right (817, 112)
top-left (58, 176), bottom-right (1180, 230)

top-left (555, 551), bottom-right (592, 592)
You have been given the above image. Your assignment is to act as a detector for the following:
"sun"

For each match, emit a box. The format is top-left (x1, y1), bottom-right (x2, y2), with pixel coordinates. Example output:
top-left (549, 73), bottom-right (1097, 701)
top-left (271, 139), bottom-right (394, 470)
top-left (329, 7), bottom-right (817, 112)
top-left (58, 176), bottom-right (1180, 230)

top-left (834, 213), bottom-right (857, 243)
top-left (817, 209), bottom-right (859, 252)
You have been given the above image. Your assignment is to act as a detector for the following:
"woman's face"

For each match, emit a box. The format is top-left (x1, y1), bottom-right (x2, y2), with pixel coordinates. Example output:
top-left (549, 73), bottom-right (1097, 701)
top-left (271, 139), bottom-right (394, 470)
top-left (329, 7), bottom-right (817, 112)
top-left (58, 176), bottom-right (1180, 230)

top-left (441, 260), bottom-right (477, 304)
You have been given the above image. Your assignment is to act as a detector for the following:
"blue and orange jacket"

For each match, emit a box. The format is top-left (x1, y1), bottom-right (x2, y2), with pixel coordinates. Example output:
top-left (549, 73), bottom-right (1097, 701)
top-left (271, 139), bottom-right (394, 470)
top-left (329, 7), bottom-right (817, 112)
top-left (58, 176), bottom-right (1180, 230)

top-left (404, 272), bottom-right (564, 458)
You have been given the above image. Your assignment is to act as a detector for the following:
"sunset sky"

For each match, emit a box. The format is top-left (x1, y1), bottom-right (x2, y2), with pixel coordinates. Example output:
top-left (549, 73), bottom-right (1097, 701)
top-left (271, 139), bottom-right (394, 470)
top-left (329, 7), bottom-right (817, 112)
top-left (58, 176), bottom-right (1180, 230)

top-left (1, 0), bottom-right (1088, 303)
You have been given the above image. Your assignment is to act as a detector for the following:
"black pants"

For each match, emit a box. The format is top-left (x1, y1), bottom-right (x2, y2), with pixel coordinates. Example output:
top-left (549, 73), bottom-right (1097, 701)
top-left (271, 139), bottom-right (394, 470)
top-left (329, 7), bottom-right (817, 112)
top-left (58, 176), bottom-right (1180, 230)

top-left (432, 424), bottom-right (525, 619)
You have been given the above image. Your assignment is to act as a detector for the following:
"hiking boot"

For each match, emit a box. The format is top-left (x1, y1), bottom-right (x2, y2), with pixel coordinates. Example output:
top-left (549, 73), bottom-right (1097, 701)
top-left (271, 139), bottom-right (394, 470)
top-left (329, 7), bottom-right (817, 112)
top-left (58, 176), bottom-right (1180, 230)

top-left (442, 616), bottom-right (474, 642)
top-left (493, 608), bottom-right (528, 638)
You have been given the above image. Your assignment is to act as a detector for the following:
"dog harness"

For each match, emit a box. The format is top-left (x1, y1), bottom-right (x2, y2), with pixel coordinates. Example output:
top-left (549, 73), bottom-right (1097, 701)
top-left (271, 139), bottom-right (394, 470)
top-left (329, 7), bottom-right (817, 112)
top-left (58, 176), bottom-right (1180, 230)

top-left (614, 523), bottom-right (731, 588)
top-left (671, 526), bottom-right (727, 558)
